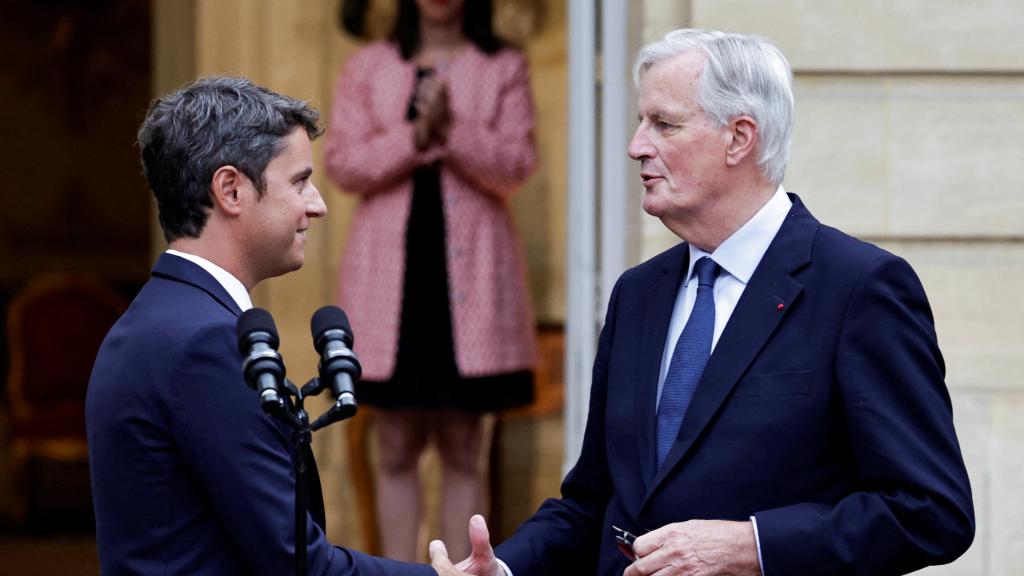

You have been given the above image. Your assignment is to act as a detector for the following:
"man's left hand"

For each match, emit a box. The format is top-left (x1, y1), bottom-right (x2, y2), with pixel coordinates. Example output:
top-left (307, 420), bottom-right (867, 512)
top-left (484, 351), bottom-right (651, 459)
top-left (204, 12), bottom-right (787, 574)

top-left (623, 519), bottom-right (760, 576)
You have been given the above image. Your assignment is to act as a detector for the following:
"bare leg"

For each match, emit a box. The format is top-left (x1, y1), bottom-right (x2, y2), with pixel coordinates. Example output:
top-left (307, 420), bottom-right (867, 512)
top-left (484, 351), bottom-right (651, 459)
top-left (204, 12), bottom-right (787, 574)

top-left (435, 410), bottom-right (494, 560)
top-left (374, 409), bottom-right (430, 562)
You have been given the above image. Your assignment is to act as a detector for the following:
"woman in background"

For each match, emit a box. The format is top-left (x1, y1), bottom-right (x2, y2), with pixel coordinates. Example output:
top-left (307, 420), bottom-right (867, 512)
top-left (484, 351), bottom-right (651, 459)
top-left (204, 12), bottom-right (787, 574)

top-left (325, 0), bottom-right (537, 562)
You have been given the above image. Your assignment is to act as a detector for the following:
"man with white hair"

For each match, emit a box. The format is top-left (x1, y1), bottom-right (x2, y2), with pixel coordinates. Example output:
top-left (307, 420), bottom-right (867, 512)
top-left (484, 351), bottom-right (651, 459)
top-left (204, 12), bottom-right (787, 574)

top-left (450, 29), bottom-right (974, 576)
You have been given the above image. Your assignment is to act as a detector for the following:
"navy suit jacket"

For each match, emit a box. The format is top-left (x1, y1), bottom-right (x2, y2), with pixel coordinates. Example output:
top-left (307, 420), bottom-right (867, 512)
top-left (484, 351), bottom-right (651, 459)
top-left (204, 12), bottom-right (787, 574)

top-left (86, 253), bottom-right (435, 575)
top-left (496, 195), bottom-right (974, 575)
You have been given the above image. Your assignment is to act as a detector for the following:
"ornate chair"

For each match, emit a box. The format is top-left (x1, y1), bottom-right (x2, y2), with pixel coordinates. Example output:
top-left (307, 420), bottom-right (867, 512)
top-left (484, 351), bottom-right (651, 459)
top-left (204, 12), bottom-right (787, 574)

top-left (5, 273), bottom-right (127, 526)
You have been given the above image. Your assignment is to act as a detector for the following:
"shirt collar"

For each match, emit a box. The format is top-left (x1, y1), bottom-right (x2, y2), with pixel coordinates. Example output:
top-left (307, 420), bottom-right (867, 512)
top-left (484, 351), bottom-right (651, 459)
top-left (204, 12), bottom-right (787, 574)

top-left (687, 185), bottom-right (792, 284)
top-left (165, 249), bottom-right (253, 311)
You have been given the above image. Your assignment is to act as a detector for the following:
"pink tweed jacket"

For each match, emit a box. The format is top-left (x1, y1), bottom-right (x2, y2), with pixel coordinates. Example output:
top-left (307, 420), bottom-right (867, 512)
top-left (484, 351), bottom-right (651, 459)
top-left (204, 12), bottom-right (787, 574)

top-left (324, 41), bottom-right (538, 381)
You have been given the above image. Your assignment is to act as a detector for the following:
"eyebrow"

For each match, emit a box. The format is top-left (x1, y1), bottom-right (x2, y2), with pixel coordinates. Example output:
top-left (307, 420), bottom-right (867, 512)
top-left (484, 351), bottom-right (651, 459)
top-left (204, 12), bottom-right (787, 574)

top-left (291, 167), bottom-right (313, 183)
top-left (638, 110), bottom-right (684, 123)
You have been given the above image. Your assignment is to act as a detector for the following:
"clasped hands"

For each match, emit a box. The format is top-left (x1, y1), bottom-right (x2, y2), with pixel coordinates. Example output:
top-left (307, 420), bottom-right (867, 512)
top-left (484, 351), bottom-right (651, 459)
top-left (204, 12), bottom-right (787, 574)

top-left (413, 74), bottom-right (451, 151)
top-left (429, 515), bottom-right (760, 576)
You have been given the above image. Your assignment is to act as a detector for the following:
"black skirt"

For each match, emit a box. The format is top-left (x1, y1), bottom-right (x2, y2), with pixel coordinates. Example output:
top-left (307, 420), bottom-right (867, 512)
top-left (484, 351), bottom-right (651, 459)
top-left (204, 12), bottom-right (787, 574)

top-left (355, 165), bottom-right (533, 412)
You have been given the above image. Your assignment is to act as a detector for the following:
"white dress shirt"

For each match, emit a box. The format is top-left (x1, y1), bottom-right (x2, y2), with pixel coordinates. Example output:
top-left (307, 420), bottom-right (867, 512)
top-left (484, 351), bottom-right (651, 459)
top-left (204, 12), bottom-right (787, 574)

top-left (655, 186), bottom-right (791, 404)
top-left (165, 249), bottom-right (253, 312)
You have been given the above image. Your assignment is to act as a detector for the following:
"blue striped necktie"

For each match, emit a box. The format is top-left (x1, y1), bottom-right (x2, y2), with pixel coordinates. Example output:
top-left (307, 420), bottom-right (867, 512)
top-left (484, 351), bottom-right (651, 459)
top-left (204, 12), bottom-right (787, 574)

top-left (656, 256), bottom-right (721, 468)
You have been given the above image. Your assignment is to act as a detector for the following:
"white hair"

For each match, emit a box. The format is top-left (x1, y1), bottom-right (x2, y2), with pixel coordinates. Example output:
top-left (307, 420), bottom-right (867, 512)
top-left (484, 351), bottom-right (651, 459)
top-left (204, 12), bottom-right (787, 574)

top-left (634, 29), bottom-right (794, 185)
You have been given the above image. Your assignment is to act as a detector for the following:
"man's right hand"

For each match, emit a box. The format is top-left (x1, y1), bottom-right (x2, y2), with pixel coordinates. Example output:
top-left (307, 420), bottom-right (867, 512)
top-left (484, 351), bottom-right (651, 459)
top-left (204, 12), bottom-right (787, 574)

top-left (454, 514), bottom-right (504, 576)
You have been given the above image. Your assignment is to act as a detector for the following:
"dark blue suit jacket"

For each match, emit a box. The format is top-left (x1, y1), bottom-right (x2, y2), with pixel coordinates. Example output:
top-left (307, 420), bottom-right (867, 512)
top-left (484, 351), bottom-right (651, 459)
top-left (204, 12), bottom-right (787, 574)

top-left (86, 253), bottom-right (435, 575)
top-left (496, 195), bottom-right (974, 575)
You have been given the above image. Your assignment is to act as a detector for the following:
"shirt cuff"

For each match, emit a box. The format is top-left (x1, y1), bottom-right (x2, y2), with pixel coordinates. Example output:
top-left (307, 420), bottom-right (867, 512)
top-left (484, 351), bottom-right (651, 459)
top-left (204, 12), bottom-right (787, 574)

top-left (496, 557), bottom-right (513, 576)
top-left (749, 515), bottom-right (766, 576)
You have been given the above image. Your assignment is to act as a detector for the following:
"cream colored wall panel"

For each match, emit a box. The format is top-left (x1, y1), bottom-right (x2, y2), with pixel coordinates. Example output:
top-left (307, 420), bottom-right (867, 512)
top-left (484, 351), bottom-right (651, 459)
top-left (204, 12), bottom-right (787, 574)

top-left (786, 77), bottom-right (890, 235)
top-left (885, 78), bottom-right (1024, 237)
top-left (691, 0), bottom-right (1024, 71)
top-left (880, 241), bottom-right (1024, 393)
top-left (641, 1), bottom-right (691, 43)
top-left (787, 76), bottom-right (1024, 237)
top-left (195, 0), bottom-right (267, 76)
top-left (990, 396), bottom-right (1024, 575)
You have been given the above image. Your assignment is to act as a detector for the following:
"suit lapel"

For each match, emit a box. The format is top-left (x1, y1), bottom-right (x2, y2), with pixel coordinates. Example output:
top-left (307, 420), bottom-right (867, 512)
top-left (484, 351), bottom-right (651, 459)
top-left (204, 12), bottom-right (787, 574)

top-left (641, 194), bottom-right (817, 507)
top-left (634, 246), bottom-right (690, 491)
top-left (151, 252), bottom-right (243, 317)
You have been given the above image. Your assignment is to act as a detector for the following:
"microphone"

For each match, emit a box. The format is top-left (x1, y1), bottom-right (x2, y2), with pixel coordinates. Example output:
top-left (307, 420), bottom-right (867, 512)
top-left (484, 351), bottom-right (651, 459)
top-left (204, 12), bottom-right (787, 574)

top-left (237, 308), bottom-right (287, 415)
top-left (310, 306), bottom-right (360, 422)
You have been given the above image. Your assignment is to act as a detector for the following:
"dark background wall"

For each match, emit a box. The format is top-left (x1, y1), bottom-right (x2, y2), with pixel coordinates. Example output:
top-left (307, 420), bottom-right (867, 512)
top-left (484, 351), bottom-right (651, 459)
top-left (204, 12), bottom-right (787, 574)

top-left (0, 0), bottom-right (153, 532)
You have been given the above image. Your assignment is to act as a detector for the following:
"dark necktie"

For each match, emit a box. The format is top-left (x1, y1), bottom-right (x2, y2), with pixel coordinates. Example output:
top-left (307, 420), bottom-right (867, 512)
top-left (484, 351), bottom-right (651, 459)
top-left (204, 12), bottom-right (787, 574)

top-left (656, 256), bottom-right (721, 468)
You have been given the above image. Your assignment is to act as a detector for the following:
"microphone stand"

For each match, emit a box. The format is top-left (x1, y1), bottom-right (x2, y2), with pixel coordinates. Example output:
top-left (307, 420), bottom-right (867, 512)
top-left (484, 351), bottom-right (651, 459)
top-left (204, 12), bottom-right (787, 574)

top-left (269, 377), bottom-right (356, 576)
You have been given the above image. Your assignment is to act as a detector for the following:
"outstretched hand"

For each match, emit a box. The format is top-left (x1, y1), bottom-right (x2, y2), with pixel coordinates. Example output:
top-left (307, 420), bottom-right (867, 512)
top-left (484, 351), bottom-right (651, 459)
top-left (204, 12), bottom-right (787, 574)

top-left (430, 539), bottom-right (471, 576)
top-left (454, 514), bottom-right (504, 576)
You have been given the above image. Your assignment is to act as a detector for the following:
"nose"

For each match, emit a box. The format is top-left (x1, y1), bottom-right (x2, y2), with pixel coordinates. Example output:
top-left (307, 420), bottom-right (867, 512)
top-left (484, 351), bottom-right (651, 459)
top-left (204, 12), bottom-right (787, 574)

top-left (306, 182), bottom-right (327, 218)
top-left (628, 124), bottom-right (653, 161)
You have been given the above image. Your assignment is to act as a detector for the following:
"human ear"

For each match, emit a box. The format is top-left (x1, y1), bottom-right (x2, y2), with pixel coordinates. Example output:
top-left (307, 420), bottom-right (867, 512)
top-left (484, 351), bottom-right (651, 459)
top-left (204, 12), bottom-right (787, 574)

top-left (210, 165), bottom-right (244, 216)
top-left (725, 116), bottom-right (758, 167)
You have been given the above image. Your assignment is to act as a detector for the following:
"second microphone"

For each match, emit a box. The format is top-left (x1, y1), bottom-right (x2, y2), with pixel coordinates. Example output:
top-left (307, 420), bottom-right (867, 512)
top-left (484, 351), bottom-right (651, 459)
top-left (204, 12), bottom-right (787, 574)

top-left (311, 305), bottom-right (361, 421)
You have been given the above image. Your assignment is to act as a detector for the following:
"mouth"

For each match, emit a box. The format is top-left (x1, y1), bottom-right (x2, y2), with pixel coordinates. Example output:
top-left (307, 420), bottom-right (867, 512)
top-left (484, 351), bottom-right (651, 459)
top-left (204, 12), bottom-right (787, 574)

top-left (640, 173), bottom-right (663, 187)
